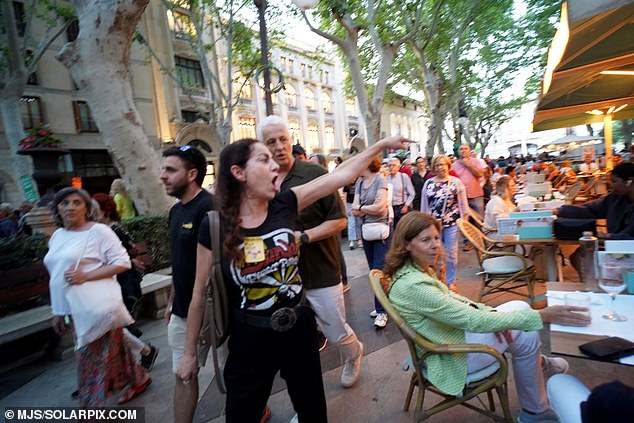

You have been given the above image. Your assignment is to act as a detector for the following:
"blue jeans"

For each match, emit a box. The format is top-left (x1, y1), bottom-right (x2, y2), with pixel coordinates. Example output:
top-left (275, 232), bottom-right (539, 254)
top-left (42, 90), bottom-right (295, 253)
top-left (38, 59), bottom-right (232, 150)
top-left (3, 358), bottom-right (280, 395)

top-left (345, 203), bottom-right (361, 241)
top-left (442, 225), bottom-right (459, 285)
top-left (362, 235), bottom-right (391, 313)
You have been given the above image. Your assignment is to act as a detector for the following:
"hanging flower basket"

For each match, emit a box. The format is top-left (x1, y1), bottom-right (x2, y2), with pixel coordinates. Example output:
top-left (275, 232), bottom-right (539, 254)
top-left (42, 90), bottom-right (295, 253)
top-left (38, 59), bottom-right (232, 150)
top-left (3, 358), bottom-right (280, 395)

top-left (18, 123), bottom-right (65, 150)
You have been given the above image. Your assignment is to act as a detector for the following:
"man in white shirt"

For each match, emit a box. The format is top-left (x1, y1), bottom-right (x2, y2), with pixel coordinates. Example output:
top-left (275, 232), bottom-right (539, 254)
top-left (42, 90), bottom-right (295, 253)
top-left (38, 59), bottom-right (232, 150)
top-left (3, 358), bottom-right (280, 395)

top-left (579, 156), bottom-right (599, 174)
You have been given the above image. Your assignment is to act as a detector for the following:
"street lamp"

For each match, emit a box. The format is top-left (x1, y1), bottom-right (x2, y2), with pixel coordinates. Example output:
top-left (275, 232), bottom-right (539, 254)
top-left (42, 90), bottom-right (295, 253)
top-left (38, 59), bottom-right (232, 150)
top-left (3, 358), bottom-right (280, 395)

top-left (254, 0), bottom-right (273, 115)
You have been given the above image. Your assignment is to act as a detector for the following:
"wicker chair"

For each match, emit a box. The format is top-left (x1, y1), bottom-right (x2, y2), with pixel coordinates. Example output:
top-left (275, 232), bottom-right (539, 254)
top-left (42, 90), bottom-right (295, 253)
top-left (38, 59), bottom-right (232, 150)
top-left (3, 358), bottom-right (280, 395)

top-left (457, 218), bottom-right (537, 304)
top-left (368, 270), bottom-right (513, 422)
top-left (562, 181), bottom-right (582, 205)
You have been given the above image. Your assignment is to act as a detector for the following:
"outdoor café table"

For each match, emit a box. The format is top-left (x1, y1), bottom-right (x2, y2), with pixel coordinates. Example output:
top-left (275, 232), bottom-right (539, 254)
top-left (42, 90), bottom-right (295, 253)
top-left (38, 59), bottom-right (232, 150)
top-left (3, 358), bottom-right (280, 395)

top-left (489, 235), bottom-right (578, 282)
top-left (546, 282), bottom-right (634, 365)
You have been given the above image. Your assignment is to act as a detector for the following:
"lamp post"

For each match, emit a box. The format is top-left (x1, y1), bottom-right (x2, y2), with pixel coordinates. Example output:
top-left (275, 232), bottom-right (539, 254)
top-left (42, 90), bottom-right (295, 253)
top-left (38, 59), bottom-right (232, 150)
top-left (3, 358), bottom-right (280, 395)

top-left (254, 0), bottom-right (273, 115)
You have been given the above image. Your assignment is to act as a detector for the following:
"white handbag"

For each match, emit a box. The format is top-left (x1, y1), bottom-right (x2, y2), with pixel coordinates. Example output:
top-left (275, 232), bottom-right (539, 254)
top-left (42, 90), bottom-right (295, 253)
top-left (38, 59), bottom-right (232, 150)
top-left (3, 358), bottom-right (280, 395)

top-left (362, 222), bottom-right (390, 241)
top-left (64, 228), bottom-right (133, 349)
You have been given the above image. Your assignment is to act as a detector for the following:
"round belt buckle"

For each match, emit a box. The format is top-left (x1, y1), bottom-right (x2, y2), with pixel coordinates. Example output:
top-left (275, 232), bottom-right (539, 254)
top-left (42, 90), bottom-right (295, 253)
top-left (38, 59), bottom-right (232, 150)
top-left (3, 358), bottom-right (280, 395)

top-left (270, 307), bottom-right (297, 332)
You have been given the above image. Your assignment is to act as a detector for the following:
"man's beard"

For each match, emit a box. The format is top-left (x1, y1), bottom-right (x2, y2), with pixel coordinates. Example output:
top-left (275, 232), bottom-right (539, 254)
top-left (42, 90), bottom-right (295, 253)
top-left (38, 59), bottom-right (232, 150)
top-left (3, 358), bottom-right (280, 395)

top-left (168, 179), bottom-right (188, 199)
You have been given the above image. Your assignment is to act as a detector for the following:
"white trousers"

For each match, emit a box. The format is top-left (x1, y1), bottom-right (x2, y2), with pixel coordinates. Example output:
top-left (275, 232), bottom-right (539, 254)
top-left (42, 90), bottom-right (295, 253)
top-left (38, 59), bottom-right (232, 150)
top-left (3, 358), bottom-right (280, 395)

top-left (123, 328), bottom-right (145, 356)
top-left (305, 283), bottom-right (362, 362)
top-left (465, 301), bottom-right (549, 413)
top-left (547, 374), bottom-right (589, 423)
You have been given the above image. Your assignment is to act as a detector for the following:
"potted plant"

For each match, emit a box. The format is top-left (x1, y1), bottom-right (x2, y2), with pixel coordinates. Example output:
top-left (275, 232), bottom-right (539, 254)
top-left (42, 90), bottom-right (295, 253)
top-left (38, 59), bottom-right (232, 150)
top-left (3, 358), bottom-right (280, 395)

top-left (17, 123), bottom-right (69, 204)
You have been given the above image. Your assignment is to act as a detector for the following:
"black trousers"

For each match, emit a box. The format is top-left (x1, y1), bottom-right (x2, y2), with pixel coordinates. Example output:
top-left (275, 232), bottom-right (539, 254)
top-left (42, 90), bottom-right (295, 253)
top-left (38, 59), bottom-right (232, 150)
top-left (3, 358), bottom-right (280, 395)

top-left (224, 311), bottom-right (328, 423)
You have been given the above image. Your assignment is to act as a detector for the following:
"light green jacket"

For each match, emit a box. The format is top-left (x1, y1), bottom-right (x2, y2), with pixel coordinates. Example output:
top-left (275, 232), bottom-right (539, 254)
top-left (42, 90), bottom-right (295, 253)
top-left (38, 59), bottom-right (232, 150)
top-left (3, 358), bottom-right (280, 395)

top-left (387, 261), bottom-right (542, 396)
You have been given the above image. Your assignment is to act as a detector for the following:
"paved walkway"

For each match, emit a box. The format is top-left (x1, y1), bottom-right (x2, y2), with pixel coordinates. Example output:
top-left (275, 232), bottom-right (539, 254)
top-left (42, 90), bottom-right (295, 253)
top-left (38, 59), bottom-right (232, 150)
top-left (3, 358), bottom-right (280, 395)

top-left (1, 243), bottom-right (632, 422)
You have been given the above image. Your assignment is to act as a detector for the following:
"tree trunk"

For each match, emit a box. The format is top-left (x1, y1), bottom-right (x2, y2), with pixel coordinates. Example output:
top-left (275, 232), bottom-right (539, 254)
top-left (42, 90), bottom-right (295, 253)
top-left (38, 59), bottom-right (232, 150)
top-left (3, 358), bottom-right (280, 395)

top-left (0, 98), bottom-right (37, 200)
top-left (425, 107), bottom-right (444, 158)
top-left (57, 0), bottom-right (171, 214)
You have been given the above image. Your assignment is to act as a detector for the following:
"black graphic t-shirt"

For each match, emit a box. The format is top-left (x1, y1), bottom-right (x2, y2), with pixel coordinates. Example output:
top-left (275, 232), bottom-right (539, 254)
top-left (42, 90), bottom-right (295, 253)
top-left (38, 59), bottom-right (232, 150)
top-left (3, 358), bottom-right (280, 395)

top-left (199, 189), bottom-right (302, 312)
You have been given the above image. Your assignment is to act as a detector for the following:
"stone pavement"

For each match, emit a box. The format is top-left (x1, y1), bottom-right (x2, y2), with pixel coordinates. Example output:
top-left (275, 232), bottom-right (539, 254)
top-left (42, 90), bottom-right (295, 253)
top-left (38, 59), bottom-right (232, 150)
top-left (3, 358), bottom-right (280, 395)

top-left (1, 242), bottom-right (633, 423)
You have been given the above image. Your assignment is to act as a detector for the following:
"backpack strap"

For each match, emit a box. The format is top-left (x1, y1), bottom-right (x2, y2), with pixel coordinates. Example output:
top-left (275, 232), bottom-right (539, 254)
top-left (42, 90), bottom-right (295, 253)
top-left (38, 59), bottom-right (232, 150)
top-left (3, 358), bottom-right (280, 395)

top-left (207, 210), bottom-right (227, 394)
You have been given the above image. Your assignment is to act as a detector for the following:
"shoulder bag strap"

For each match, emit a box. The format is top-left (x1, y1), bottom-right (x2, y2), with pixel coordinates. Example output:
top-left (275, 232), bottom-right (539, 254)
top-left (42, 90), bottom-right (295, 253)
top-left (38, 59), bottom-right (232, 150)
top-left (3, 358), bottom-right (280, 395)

top-left (207, 210), bottom-right (227, 394)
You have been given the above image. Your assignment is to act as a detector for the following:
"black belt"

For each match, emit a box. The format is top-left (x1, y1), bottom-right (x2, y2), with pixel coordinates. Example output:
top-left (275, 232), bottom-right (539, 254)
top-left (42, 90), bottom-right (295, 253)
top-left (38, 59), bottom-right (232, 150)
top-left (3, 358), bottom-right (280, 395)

top-left (232, 304), bottom-right (310, 332)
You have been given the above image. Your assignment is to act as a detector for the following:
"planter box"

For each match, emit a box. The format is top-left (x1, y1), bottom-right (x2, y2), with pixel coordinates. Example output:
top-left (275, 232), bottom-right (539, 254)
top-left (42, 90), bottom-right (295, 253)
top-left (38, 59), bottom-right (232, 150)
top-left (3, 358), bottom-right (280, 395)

top-left (0, 261), bottom-right (49, 307)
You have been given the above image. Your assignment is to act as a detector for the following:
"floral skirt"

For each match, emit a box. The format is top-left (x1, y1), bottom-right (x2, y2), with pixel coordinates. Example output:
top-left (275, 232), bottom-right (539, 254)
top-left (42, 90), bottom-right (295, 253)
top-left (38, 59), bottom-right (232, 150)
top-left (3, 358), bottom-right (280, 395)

top-left (77, 327), bottom-right (147, 407)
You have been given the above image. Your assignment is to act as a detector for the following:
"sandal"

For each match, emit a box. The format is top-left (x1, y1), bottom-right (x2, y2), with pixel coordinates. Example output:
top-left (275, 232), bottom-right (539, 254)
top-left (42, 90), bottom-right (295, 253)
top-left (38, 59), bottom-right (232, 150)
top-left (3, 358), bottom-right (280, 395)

top-left (118, 377), bottom-right (152, 404)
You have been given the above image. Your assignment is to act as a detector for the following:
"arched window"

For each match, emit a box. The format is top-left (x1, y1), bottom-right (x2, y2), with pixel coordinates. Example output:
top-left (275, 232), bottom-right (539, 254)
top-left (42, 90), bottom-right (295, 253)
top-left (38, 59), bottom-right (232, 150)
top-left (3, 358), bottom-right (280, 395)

top-left (324, 125), bottom-right (335, 151)
top-left (236, 115), bottom-right (256, 139)
top-left (285, 84), bottom-right (297, 109)
top-left (288, 119), bottom-right (301, 143)
top-left (307, 122), bottom-right (319, 151)
top-left (304, 87), bottom-right (316, 111)
top-left (322, 92), bottom-right (333, 114)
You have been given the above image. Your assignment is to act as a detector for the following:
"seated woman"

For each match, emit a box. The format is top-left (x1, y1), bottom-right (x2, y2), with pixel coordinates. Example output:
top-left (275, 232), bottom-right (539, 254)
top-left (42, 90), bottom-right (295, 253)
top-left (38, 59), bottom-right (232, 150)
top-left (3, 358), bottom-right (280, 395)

top-left (383, 212), bottom-right (590, 423)
top-left (484, 175), bottom-right (517, 229)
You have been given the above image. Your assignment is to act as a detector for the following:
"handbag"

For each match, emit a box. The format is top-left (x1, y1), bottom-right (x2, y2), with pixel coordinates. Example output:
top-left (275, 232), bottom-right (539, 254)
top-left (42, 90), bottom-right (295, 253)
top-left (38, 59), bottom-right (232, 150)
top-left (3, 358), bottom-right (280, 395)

top-left (579, 337), bottom-right (634, 361)
top-left (199, 210), bottom-right (230, 394)
top-left (64, 227), bottom-right (134, 349)
top-left (362, 222), bottom-right (390, 241)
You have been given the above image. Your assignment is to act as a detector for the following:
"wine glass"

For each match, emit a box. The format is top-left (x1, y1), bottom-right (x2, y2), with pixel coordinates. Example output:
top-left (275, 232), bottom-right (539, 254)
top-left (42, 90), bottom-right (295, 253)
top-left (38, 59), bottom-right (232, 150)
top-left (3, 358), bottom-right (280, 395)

top-left (598, 264), bottom-right (628, 321)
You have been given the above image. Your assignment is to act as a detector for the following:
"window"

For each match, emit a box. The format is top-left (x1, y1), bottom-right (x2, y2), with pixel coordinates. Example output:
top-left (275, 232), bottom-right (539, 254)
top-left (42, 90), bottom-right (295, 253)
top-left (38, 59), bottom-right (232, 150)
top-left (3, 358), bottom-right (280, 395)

top-left (236, 116), bottom-right (256, 140)
top-left (308, 65), bottom-right (313, 79)
top-left (324, 70), bottom-right (329, 84)
top-left (307, 122), bottom-right (319, 152)
top-left (346, 98), bottom-right (356, 117)
top-left (288, 59), bottom-right (294, 74)
top-left (181, 110), bottom-right (200, 123)
top-left (280, 56), bottom-right (286, 72)
top-left (12, 2), bottom-right (26, 37)
top-left (284, 84), bottom-right (297, 109)
top-left (300, 63), bottom-right (306, 78)
top-left (25, 50), bottom-right (37, 85)
top-left (175, 56), bottom-right (204, 90)
top-left (322, 92), bottom-right (332, 114)
top-left (324, 125), bottom-right (335, 151)
top-left (304, 87), bottom-right (315, 111)
top-left (66, 19), bottom-right (79, 42)
top-left (288, 119), bottom-right (301, 143)
top-left (167, 9), bottom-right (194, 40)
top-left (72, 101), bottom-right (99, 132)
top-left (19, 96), bottom-right (43, 129)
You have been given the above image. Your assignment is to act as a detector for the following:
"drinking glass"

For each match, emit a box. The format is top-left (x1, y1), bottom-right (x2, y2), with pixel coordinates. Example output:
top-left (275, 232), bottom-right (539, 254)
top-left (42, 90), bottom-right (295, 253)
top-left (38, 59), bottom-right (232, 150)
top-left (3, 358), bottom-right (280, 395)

top-left (565, 292), bottom-right (592, 320)
top-left (598, 264), bottom-right (628, 321)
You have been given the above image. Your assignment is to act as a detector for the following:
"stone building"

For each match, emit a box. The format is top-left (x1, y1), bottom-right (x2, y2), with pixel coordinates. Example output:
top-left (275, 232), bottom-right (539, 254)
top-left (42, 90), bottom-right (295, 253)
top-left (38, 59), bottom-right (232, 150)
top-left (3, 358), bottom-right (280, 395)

top-left (0, 1), bottom-right (426, 204)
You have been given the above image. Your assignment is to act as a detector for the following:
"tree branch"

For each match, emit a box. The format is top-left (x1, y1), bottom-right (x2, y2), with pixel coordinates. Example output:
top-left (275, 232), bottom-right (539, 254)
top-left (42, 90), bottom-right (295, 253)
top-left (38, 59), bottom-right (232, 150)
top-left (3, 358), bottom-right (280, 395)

top-left (301, 10), bottom-right (345, 49)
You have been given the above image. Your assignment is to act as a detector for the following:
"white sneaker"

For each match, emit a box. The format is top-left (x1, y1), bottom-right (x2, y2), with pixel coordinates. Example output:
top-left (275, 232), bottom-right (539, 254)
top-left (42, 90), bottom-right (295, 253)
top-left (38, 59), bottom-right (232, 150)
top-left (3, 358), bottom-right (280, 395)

top-left (357, 240), bottom-right (363, 248)
top-left (348, 240), bottom-right (355, 250)
top-left (541, 355), bottom-right (569, 375)
top-left (369, 309), bottom-right (378, 318)
top-left (341, 342), bottom-right (364, 388)
top-left (374, 312), bottom-right (388, 329)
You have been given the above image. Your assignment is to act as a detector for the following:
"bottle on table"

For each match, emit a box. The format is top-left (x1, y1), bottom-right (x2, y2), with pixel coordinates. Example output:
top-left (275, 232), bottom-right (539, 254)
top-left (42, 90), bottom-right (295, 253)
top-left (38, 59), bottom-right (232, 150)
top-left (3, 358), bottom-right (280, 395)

top-left (579, 231), bottom-right (599, 291)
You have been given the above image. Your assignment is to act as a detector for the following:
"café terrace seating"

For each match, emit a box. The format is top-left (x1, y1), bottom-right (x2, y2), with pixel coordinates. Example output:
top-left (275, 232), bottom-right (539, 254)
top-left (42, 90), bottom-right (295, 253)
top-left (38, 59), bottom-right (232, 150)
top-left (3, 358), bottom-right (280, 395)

top-left (457, 218), bottom-right (537, 304)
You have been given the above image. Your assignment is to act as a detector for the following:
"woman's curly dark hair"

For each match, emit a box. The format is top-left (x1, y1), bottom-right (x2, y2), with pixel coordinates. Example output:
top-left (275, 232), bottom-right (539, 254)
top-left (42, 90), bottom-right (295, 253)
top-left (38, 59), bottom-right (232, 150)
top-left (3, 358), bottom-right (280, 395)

top-left (216, 138), bottom-right (258, 260)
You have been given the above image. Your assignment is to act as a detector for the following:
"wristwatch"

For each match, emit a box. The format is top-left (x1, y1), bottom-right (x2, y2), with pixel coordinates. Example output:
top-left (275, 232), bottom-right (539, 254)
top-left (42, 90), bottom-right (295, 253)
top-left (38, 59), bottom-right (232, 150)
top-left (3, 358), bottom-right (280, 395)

top-left (299, 231), bottom-right (310, 245)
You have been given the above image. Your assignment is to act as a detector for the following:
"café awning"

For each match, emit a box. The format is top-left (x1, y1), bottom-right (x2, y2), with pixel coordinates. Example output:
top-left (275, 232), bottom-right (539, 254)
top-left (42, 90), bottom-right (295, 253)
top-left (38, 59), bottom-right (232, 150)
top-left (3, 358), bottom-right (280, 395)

top-left (538, 134), bottom-right (603, 153)
top-left (532, 0), bottom-right (634, 170)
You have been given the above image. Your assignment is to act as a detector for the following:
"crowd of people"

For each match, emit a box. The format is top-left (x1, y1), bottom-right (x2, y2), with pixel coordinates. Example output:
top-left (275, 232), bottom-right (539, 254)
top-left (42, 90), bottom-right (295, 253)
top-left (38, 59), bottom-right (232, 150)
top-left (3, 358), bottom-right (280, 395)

top-left (4, 130), bottom-right (634, 422)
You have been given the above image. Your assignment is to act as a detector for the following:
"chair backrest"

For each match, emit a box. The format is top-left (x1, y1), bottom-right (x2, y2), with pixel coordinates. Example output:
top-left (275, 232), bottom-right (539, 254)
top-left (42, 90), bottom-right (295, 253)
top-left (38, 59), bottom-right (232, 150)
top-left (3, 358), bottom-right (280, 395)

top-left (368, 270), bottom-right (439, 356)
top-left (468, 207), bottom-right (485, 228)
top-left (456, 218), bottom-right (488, 264)
top-left (564, 181), bottom-right (582, 201)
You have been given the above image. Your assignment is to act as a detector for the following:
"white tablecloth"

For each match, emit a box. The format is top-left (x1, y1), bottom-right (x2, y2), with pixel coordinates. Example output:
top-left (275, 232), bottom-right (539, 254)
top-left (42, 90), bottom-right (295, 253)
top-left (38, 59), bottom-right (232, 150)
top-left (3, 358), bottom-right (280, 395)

top-left (547, 291), bottom-right (634, 365)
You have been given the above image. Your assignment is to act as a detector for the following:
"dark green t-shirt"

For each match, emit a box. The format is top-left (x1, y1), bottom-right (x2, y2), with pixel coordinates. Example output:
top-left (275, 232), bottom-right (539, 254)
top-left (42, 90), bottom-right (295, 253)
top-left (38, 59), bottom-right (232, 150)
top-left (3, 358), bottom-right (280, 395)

top-left (281, 159), bottom-right (345, 290)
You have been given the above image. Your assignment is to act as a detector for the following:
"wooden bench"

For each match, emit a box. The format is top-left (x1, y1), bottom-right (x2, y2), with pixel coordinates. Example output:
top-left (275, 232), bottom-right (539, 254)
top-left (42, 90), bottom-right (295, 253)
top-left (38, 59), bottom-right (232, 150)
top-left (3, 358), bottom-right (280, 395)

top-left (0, 269), bottom-right (172, 346)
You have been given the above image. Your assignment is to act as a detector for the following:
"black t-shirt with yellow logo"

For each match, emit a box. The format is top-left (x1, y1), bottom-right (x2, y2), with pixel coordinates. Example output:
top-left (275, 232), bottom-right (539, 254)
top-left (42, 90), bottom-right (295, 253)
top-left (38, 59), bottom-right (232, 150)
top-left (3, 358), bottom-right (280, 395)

top-left (199, 189), bottom-right (302, 313)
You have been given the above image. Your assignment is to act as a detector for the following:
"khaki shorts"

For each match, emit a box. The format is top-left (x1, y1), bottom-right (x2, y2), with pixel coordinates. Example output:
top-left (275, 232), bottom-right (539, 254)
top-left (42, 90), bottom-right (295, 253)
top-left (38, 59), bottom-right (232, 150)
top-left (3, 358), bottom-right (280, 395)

top-left (167, 314), bottom-right (209, 374)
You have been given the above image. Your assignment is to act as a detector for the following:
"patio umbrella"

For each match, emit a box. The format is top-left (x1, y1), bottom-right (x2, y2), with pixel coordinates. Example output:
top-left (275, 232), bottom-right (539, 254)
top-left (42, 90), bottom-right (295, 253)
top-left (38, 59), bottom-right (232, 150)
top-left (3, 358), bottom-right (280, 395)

top-left (532, 0), bottom-right (634, 170)
top-left (538, 134), bottom-right (603, 154)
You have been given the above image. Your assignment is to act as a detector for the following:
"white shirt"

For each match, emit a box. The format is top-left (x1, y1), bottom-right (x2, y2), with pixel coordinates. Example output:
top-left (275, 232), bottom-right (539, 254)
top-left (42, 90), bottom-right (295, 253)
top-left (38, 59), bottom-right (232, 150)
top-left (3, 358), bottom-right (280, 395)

top-left (44, 223), bottom-right (130, 315)
top-left (579, 162), bottom-right (598, 173)
top-left (484, 195), bottom-right (516, 229)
